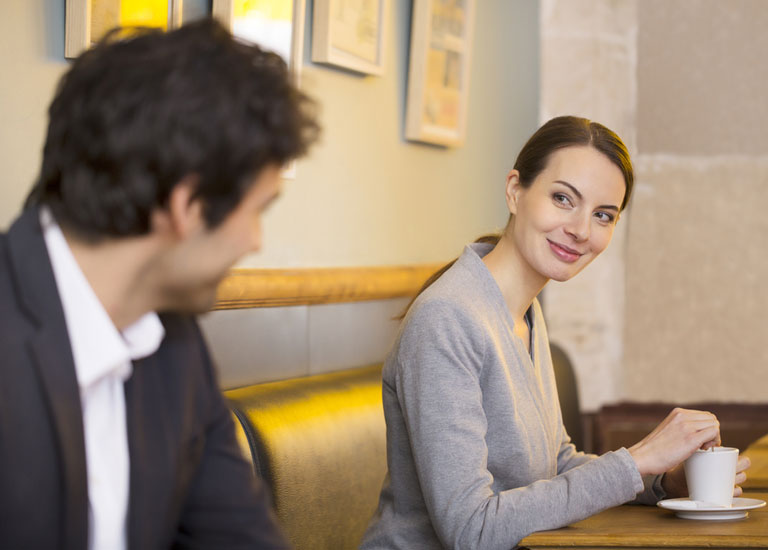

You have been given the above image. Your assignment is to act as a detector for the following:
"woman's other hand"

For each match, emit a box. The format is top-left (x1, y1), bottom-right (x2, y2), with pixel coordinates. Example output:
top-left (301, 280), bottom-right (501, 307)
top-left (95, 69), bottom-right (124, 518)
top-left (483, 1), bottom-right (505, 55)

top-left (661, 454), bottom-right (751, 498)
top-left (627, 408), bottom-right (720, 476)
top-left (734, 455), bottom-right (751, 496)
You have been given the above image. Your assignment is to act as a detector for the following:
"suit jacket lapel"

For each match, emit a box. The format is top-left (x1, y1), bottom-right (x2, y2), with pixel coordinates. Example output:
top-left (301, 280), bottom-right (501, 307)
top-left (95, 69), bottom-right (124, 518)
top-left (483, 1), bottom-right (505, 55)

top-left (7, 208), bottom-right (89, 550)
top-left (125, 350), bottom-right (175, 549)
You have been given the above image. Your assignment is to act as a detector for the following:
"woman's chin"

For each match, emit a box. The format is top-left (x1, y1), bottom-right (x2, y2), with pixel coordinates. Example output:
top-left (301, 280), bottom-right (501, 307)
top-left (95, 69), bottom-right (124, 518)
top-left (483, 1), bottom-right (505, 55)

top-left (544, 263), bottom-right (587, 283)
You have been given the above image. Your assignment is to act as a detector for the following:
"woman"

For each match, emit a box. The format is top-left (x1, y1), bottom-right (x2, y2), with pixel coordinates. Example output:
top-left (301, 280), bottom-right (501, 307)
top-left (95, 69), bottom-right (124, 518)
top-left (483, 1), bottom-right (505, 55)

top-left (360, 116), bottom-right (749, 550)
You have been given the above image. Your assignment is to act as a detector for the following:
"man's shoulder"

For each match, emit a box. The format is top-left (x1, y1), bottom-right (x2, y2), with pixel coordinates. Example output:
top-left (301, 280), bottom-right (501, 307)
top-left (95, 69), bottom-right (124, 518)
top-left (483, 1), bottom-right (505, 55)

top-left (0, 228), bottom-right (10, 277)
top-left (0, 224), bottom-right (29, 326)
top-left (0, 208), bottom-right (49, 305)
top-left (151, 313), bottom-right (215, 382)
top-left (0, 219), bottom-right (16, 278)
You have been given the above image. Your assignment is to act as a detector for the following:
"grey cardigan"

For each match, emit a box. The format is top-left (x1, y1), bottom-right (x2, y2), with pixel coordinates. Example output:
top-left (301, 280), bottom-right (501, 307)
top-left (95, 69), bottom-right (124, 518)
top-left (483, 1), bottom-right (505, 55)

top-left (361, 243), bottom-right (663, 550)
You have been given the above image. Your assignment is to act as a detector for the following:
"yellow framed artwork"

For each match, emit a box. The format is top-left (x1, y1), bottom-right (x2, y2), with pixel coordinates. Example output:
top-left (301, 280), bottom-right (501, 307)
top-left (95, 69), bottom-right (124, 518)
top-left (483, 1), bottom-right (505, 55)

top-left (404, 0), bottom-right (476, 147)
top-left (65, 0), bottom-right (185, 59)
top-left (212, 0), bottom-right (305, 84)
top-left (212, 0), bottom-right (305, 178)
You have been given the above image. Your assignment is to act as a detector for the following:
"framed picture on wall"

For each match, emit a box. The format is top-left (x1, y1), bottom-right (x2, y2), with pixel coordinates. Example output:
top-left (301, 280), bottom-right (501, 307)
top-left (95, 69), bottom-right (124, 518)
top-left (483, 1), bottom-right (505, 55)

top-left (311, 0), bottom-right (386, 76)
top-left (65, 0), bottom-right (207, 59)
top-left (212, 0), bottom-right (305, 178)
top-left (212, 0), bottom-right (305, 84)
top-left (404, 0), bottom-right (476, 147)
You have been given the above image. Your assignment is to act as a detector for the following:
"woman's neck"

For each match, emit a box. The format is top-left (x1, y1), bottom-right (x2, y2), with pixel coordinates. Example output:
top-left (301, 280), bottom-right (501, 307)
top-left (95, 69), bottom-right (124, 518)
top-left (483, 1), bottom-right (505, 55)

top-left (481, 234), bottom-right (548, 321)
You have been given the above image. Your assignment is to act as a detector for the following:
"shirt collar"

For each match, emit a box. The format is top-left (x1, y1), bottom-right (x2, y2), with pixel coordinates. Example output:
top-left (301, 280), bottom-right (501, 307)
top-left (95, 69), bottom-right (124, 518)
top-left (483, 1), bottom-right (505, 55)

top-left (40, 207), bottom-right (165, 391)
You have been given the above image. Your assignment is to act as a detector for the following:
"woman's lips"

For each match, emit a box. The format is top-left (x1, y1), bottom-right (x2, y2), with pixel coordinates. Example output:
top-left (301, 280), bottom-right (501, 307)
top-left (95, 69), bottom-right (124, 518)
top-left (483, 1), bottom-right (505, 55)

top-left (547, 239), bottom-right (583, 263)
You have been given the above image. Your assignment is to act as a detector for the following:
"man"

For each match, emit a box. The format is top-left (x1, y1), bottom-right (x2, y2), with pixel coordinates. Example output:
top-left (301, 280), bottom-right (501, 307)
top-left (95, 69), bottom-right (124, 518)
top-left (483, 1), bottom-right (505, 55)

top-left (0, 19), bottom-right (319, 549)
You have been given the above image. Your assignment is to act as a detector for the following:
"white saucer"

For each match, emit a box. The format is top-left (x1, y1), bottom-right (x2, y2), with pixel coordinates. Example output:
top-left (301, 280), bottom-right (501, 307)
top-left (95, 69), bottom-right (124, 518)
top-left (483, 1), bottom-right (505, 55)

top-left (657, 497), bottom-right (766, 520)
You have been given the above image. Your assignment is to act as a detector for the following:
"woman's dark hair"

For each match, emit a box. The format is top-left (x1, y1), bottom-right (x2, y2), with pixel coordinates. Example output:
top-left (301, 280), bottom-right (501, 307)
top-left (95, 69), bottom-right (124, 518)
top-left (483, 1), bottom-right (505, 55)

top-left (26, 18), bottom-right (320, 240)
top-left (399, 115), bottom-right (633, 318)
top-left (513, 115), bottom-right (633, 211)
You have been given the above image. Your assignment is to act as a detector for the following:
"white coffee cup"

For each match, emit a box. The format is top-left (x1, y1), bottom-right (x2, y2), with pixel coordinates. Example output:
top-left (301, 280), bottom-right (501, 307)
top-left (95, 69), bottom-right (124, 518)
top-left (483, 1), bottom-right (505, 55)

top-left (684, 446), bottom-right (739, 507)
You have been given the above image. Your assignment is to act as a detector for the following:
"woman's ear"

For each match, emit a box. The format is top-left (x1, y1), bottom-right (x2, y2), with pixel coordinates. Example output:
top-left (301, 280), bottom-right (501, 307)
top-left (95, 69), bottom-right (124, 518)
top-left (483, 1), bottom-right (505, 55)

top-left (152, 174), bottom-right (203, 239)
top-left (505, 169), bottom-right (522, 216)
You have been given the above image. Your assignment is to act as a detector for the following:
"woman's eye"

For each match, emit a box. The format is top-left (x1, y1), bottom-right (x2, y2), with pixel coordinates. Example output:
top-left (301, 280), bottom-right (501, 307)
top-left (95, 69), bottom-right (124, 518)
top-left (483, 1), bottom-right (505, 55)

top-left (595, 211), bottom-right (615, 224)
top-left (553, 193), bottom-right (571, 206)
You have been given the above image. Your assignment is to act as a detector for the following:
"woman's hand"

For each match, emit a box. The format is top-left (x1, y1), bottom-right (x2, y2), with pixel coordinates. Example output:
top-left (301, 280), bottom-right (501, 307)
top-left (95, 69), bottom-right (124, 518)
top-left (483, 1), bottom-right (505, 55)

top-left (660, 464), bottom-right (686, 497)
top-left (733, 455), bottom-right (751, 496)
top-left (628, 408), bottom-right (720, 476)
top-left (661, 454), bottom-right (752, 498)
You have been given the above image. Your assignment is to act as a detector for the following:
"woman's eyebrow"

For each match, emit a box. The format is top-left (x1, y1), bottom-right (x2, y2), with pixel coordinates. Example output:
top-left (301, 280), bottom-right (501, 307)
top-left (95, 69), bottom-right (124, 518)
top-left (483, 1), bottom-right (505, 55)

top-left (554, 180), bottom-right (619, 211)
top-left (554, 180), bottom-right (582, 199)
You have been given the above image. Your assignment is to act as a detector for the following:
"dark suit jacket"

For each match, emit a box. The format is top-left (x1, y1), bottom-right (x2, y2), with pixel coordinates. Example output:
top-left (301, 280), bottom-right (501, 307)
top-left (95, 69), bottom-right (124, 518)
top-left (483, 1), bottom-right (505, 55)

top-left (0, 208), bottom-right (290, 550)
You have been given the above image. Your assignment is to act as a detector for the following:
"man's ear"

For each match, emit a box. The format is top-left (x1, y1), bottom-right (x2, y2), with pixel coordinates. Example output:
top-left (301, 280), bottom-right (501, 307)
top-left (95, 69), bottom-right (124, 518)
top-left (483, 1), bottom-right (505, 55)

top-left (505, 169), bottom-right (522, 216)
top-left (152, 175), bottom-right (203, 239)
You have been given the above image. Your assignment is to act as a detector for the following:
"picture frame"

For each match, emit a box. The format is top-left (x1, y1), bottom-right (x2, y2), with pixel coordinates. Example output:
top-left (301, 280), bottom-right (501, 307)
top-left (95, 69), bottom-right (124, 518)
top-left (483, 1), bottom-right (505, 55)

top-left (404, 0), bottom-right (476, 147)
top-left (65, 0), bottom-right (185, 59)
top-left (212, 0), bottom-right (305, 178)
top-left (311, 0), bottom-right (386, 76)
top-left (212, 0), bottom-right (305, 85)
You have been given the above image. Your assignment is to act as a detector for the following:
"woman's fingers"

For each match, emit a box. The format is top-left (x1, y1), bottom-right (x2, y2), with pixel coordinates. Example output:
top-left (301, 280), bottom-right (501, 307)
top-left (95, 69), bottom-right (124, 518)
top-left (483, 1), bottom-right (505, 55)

top-left (734, 455), bottom-right (750, 492)
top-left (737, 455), bottom-right (752, 473)
top-left (628, 408), bottom-right (722, 475)
top-left (660, 465), bottom-right (688, 498)
top-left (667, 409), bottom-right (718, 422)
top-left (687, 423), bottom-right (720, 450)
top-left (666, 411), bottom-right (720, 446)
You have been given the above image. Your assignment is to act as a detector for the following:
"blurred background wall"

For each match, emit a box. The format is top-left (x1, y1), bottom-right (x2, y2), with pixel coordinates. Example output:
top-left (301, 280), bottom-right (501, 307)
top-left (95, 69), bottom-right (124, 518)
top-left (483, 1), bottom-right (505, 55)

top-left (626, 0), bottom-right (768, 404)
top-left (539, 0), bottom-right (636, 412)
top-left (542, 0), bottom-right (768, 410)
top-left (2, 1), bottom-right (765, 404)
top-left (0, 0), bottom-right (538, 265)
top-left (0, 0), bottom-right (539, 387)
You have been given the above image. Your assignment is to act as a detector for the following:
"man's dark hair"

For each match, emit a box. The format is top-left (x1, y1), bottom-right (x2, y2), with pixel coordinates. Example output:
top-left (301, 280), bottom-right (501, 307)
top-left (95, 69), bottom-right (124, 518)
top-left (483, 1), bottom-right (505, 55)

top-left (27, 18), bottom-right (320, 240)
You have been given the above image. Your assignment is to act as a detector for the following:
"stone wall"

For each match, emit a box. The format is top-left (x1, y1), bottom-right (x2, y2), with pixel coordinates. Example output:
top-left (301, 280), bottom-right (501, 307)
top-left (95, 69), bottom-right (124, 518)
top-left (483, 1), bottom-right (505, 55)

top-left (625, 0), bottom-right (768, 403)
top-left (540, 0), bottom-right (637, 411)
top-left (542, 0), bottom-right (768, 410)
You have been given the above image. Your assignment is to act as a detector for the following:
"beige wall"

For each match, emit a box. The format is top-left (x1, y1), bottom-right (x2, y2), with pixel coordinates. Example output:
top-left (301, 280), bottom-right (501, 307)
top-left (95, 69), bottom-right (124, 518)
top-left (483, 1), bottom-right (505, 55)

top-left (542, 0), bottom-right (768, 410)
top-left (244, 0), bottom-right (540, 268)
top-left (636, 0), bottom-right (768, 156)
top-left (625, 0), bottom-right (768, 403)
top-left (0, 0), bottom-right (67, 229)
top-left (540, 0), bottom-right (637, 411)
top-left (8, 1), bottom-right (763, 401)
top-left (0, 1), bottom-right (540, 271)
top-left (0, 1), bottom-right (541, 387)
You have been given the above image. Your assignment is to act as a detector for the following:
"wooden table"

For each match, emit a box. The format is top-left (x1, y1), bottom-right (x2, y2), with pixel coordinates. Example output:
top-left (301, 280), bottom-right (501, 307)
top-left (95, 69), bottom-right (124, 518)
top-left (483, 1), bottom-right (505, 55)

top-left (744, 434), bottom-right (768, 491)
top-left (520, 491), bottom-right (768, 549)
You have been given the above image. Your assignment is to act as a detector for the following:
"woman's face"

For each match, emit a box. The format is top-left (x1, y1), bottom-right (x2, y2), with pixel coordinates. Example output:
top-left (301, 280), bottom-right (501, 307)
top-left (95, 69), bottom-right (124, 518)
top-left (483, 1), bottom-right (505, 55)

top-left (507, 145), bottom-right (626, 283)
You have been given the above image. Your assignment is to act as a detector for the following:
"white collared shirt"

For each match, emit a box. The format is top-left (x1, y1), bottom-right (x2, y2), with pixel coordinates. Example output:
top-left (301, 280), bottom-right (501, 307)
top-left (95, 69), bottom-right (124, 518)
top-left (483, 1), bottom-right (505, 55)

top-left (41, 208), bottom-right (164, 550)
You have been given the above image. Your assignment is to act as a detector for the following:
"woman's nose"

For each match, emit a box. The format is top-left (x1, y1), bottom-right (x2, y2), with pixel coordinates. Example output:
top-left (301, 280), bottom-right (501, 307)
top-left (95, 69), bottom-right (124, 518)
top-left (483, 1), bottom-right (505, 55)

top-left (564, 213), bottom-right (590, 242)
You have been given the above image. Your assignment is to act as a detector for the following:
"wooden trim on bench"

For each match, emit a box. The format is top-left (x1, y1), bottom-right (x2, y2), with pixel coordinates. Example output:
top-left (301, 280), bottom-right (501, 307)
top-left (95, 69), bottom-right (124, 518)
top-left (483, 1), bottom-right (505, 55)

top-left (212, 264), bottom-right (444, 309)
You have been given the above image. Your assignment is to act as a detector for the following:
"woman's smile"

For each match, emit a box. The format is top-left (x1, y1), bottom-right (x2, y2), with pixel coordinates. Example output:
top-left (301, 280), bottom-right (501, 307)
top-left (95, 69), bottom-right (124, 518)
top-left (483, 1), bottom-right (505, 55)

top-left (506, 146), bottom-right (626, 283)
top-left (547, 239), bottom-right (583, 263)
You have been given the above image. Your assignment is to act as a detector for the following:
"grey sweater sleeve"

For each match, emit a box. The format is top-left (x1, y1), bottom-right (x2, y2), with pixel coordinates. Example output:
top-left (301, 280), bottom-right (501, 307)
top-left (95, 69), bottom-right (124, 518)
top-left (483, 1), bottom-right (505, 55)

top-left (395, 300), bottom-right (644, 550)
top-left (555, 425), bottom-right (666, 505)
top-left (556, 433), bottom-right (594, 473)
